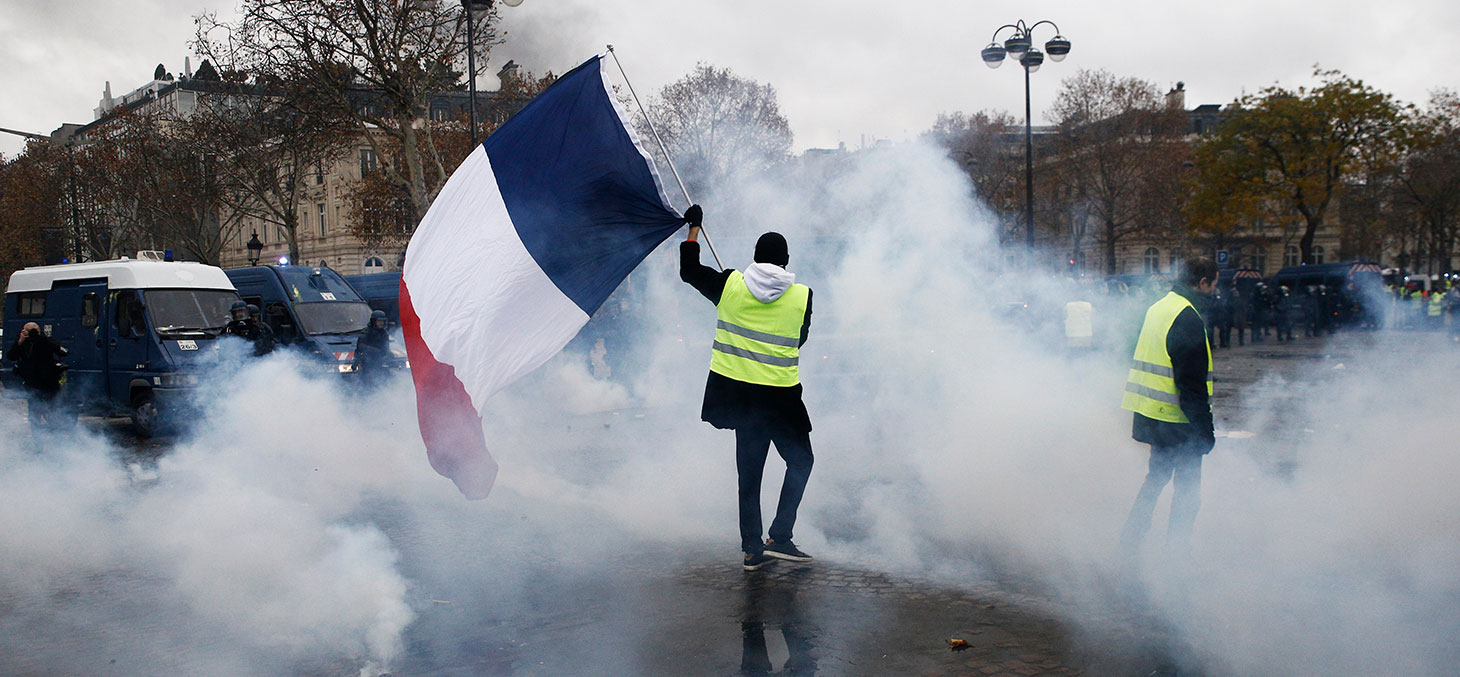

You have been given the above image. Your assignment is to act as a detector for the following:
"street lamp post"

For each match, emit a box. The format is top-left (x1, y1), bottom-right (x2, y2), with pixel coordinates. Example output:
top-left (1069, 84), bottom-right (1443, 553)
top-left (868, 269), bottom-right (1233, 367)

top-left (981, 20), bottom-right (1071, 265)
top-left (462, 0), bottom-right (489, 144)
top-left (461, 0), bottom-right (523, 144)
top-left (246, 231), bottom-right (263, 266)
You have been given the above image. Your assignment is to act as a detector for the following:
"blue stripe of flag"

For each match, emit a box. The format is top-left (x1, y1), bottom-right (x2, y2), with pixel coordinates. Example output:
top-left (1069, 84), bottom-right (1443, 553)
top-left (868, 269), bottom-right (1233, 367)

top-left (483, 56), bottom-right (683, 316)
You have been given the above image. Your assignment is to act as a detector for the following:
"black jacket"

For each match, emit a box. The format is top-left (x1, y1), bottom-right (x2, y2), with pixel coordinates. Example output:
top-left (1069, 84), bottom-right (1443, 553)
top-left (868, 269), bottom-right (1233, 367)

top-left (6, 332), bottom-right (69, 394)
top-left (1132, 286), bottom-right (1215, 453)
top-left (356, 326), bottom-right (391, 370)
top-left (680, 241), bottom-right (813, 432)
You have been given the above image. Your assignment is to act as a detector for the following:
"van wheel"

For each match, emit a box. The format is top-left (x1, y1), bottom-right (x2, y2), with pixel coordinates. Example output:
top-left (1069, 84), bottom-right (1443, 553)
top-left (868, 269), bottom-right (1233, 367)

top-left (131, 391), bottom-right (158, 438)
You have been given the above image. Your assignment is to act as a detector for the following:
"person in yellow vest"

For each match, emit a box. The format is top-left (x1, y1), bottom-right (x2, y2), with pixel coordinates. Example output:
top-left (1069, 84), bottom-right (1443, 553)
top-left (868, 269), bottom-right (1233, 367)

top-left (679, 205), bottom-right (815, 572)
top-left (1427, 288), bottom-right (1446, 330)
top-left (1119, 256), bottom-right (1218, 560)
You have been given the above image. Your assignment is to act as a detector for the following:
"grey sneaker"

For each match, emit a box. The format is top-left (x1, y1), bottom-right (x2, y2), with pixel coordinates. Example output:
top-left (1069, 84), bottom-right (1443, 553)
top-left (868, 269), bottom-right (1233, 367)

top-left (743, 552), bottom-right (777, 571)
top-left (764, 539), bottom-right (812, 562)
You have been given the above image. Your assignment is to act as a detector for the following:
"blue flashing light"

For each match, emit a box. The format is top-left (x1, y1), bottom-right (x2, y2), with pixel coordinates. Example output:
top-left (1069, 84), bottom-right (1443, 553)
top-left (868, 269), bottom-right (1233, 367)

top-left (278, 256), bottom-right (291, 266)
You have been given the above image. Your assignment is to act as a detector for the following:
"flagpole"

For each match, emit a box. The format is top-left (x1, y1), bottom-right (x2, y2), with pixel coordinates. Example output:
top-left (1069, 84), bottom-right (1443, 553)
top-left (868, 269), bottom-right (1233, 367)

top-left (606, 45), bottom-right (724, 271)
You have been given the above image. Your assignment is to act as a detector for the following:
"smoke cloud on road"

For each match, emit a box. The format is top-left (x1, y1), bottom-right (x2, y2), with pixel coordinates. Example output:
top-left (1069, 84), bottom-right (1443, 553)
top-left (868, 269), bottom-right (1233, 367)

top-left (0, 140), bottom-right (1456, 674)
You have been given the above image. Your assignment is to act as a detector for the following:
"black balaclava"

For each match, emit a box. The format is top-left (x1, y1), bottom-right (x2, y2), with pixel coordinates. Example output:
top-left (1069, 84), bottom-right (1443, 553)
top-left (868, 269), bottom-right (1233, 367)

top-left (753, 232), bottom-right (789, 267)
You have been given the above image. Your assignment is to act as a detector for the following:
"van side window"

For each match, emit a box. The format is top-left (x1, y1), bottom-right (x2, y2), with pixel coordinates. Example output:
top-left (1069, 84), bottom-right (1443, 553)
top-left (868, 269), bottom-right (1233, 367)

top-left (115, 291), bottom-right (144, 338)
top-left (81, 293), bottom-right (99, 328)
top-left (17, 292), bottom-right (46, 317)
top-left (265, 303), bottom-right (295, 343)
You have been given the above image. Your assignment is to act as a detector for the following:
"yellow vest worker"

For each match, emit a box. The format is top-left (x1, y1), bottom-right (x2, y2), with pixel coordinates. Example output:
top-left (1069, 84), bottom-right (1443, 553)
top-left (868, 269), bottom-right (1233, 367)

top-left (711, 270), bottom-right (809, 387)
top-left (679, 208), bottom-right (816, 571)
top-left (1122, 292), bottom-right (1214, 423)
top-left (1120, 257), bottom-right (1219, 559)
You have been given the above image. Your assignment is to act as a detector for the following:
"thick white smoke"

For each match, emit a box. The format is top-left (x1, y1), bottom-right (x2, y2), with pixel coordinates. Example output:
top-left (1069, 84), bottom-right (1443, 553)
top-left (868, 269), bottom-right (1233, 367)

top-left (0, 140), bottom-right (1456, 674)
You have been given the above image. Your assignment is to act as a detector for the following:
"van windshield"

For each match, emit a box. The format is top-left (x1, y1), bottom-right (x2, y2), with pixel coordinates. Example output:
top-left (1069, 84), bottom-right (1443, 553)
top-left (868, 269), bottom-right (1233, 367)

top-left (294, 301), bottom-right (371, 335)
top-left (143, 289), bottom-right (239, 333)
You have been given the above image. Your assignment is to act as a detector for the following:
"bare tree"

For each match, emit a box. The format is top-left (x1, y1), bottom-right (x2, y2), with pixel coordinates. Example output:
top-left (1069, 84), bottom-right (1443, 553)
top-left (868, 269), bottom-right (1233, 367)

top-left (925, 110), bottom-right (1022, 214)
top-left (344, 69), bottom-right (556, 253)
top-left (1050, 69), bottom-right (1190, 274)
top-left (195, 0), bottom-right (503, 225)
top-left (180, 78), bottom-right (352, 263)
top-left (644, 62), bottom-right (792, 198)
top-left (84, 108), bottom-right (249, 265)
top-left (1389, 91), bottom-right (1460, 272)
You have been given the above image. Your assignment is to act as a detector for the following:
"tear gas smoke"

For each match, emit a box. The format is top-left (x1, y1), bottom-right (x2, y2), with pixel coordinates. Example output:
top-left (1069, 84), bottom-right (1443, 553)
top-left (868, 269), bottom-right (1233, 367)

top-left (0, 141), bottom-right (1456, 674)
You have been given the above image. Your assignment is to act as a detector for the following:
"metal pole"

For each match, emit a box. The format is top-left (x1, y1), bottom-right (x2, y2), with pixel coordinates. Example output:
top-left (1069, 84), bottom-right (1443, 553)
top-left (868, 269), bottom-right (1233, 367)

top-left (465, 2), bottom-right (478, 144)
top-left (605, 45), bottom-right (724, 271)
top-left (1024, 63), bottom-right (1035, 263)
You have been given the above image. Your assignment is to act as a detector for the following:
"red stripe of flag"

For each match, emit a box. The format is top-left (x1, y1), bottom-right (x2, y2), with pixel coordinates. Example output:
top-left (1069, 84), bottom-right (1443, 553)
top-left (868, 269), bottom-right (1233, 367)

top-left (399, 277), bottom-right (498, 499)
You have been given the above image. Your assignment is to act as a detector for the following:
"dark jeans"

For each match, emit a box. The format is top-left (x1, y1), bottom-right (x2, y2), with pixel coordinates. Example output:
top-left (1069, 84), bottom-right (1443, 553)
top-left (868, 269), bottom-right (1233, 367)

top-left (735, 425), bottom-right (814, 555)
top-left (1121, 443), bottom-right (1204, 555)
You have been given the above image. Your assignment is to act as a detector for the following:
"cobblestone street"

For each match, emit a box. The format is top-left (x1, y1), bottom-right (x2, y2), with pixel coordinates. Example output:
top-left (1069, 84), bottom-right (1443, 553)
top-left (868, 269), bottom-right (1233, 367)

top-left (1, 329), bottom-right (1455, 675)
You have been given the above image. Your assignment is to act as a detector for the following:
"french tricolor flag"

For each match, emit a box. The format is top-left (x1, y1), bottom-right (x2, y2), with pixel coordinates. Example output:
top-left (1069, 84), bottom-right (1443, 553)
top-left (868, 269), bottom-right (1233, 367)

top-left (400, 55), bottom-right (684, 498)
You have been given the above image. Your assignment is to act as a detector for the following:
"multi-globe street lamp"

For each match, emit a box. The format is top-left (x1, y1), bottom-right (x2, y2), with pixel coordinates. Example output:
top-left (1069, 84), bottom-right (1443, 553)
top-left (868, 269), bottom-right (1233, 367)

top-left (981, 20), bottom-right (1071, 263)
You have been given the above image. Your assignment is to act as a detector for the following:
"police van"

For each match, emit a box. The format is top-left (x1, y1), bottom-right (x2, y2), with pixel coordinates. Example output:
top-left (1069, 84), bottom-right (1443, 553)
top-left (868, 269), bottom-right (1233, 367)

top-left (343, 272), bottom-right (401, 325)
top-left (224, 264), bottom-right (371, 374)
top-left (1, 258), bottom-right (243, 435)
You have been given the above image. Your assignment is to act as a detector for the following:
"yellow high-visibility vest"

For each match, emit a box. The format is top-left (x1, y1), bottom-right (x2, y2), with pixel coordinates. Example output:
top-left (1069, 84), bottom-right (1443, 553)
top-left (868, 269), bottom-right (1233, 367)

top-left (710, 270), bottom-right (809, 387)
top-left (1121, 291), bottom-right (1213, 423)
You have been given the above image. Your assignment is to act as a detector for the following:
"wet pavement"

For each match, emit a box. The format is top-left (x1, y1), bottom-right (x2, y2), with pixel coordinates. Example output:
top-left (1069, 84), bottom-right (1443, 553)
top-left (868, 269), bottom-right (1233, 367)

top-left (1, 329), bottom-right (1452, 675)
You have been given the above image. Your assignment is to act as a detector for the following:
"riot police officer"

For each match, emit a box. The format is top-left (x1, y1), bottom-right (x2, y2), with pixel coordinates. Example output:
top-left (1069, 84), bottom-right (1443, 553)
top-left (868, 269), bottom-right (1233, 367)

top-left (354, 309), bottom-right (392, 386)
top-left (246, 304), bottom-right (276, 356)
top-left (221, 300), bottom-right (251, 338)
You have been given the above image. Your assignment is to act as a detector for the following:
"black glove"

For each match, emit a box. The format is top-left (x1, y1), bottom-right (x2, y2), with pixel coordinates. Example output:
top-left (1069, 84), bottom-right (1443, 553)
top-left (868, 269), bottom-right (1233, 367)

top-left (683, 204), bottom-right (702, 227)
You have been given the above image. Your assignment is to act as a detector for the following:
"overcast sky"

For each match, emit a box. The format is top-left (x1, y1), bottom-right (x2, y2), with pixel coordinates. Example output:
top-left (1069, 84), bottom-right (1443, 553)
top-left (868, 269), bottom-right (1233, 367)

top-left (3, 0), bottom-right (1458, 158)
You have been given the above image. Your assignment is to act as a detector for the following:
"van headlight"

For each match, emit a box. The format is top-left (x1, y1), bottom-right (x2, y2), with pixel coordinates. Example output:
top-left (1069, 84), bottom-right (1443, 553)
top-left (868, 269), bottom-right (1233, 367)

top-left (156, 372), bottom-right (198, 387)
top-left (337, 363), bottom-right (357, 373)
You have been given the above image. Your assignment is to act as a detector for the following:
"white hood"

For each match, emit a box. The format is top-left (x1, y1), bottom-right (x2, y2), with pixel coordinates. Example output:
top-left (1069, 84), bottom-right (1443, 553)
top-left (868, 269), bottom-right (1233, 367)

top-left (743, 262), bottom-right (795, 303)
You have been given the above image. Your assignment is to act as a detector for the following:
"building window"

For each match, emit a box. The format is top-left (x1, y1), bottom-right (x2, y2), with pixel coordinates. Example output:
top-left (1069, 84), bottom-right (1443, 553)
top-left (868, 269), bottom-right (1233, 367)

top-left (363, 256), bottom-right (385, 274)
top-left (314, 162), bottom-right (324, 185)
top-left (1313, 245), bottom-right (1325, 265)
top-left (318, 203), bottom-right (327, 237)
top-left (1284, 245), bottom-right (1300, 267)
top-left (1143, 247), bottom-right (1160, 274)
top-left (1250, 251), bottom-right (1267, 274)
top-left (430, 108), bottom-right (449, 122)
top-left (1169, 249), bottom-right (1181, 271)
top-left (360, 148), bottom-right (378, 176)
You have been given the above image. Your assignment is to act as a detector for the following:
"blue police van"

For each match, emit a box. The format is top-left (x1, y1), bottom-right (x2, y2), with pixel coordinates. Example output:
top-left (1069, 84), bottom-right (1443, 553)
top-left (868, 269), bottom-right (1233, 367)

top-left (343, 272), bottom-right (402, 325)
top-left (1, 259), bottom-right (243, 435)
top-left (224, 264), bottom-right (372, 374)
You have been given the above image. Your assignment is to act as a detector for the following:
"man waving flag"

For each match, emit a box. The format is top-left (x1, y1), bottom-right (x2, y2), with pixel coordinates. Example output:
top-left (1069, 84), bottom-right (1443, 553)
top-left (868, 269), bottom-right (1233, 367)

top-left (400, 55), bottom-right (685, 498)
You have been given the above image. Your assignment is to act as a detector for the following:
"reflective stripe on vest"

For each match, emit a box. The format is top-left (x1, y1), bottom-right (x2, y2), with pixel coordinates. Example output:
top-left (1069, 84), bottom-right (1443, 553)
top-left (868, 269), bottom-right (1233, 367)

top-left (1120, 291), bottom-right (1213, 423)
top-left (710, 270), bottom-right (809, 387)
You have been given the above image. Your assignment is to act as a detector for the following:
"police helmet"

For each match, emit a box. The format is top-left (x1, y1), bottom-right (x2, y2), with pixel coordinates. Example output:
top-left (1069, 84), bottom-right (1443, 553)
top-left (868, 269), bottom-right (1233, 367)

top-left (246, 304), bottom-right (261, 319)
top-left (370, 309), bottom-right (388, 326)
top-left (230, 300), bottom-right (249, 321)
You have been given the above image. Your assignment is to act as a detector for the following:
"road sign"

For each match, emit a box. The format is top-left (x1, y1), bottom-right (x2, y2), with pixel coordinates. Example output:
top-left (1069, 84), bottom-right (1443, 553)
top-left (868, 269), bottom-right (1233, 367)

top-left (1215, 249), bottom-right (1230, 266)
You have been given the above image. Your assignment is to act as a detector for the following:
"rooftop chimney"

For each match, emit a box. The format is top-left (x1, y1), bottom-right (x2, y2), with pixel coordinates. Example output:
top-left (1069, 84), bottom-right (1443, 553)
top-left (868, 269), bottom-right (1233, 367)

top-left (1166, 81), bottom-right (1187, 110)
